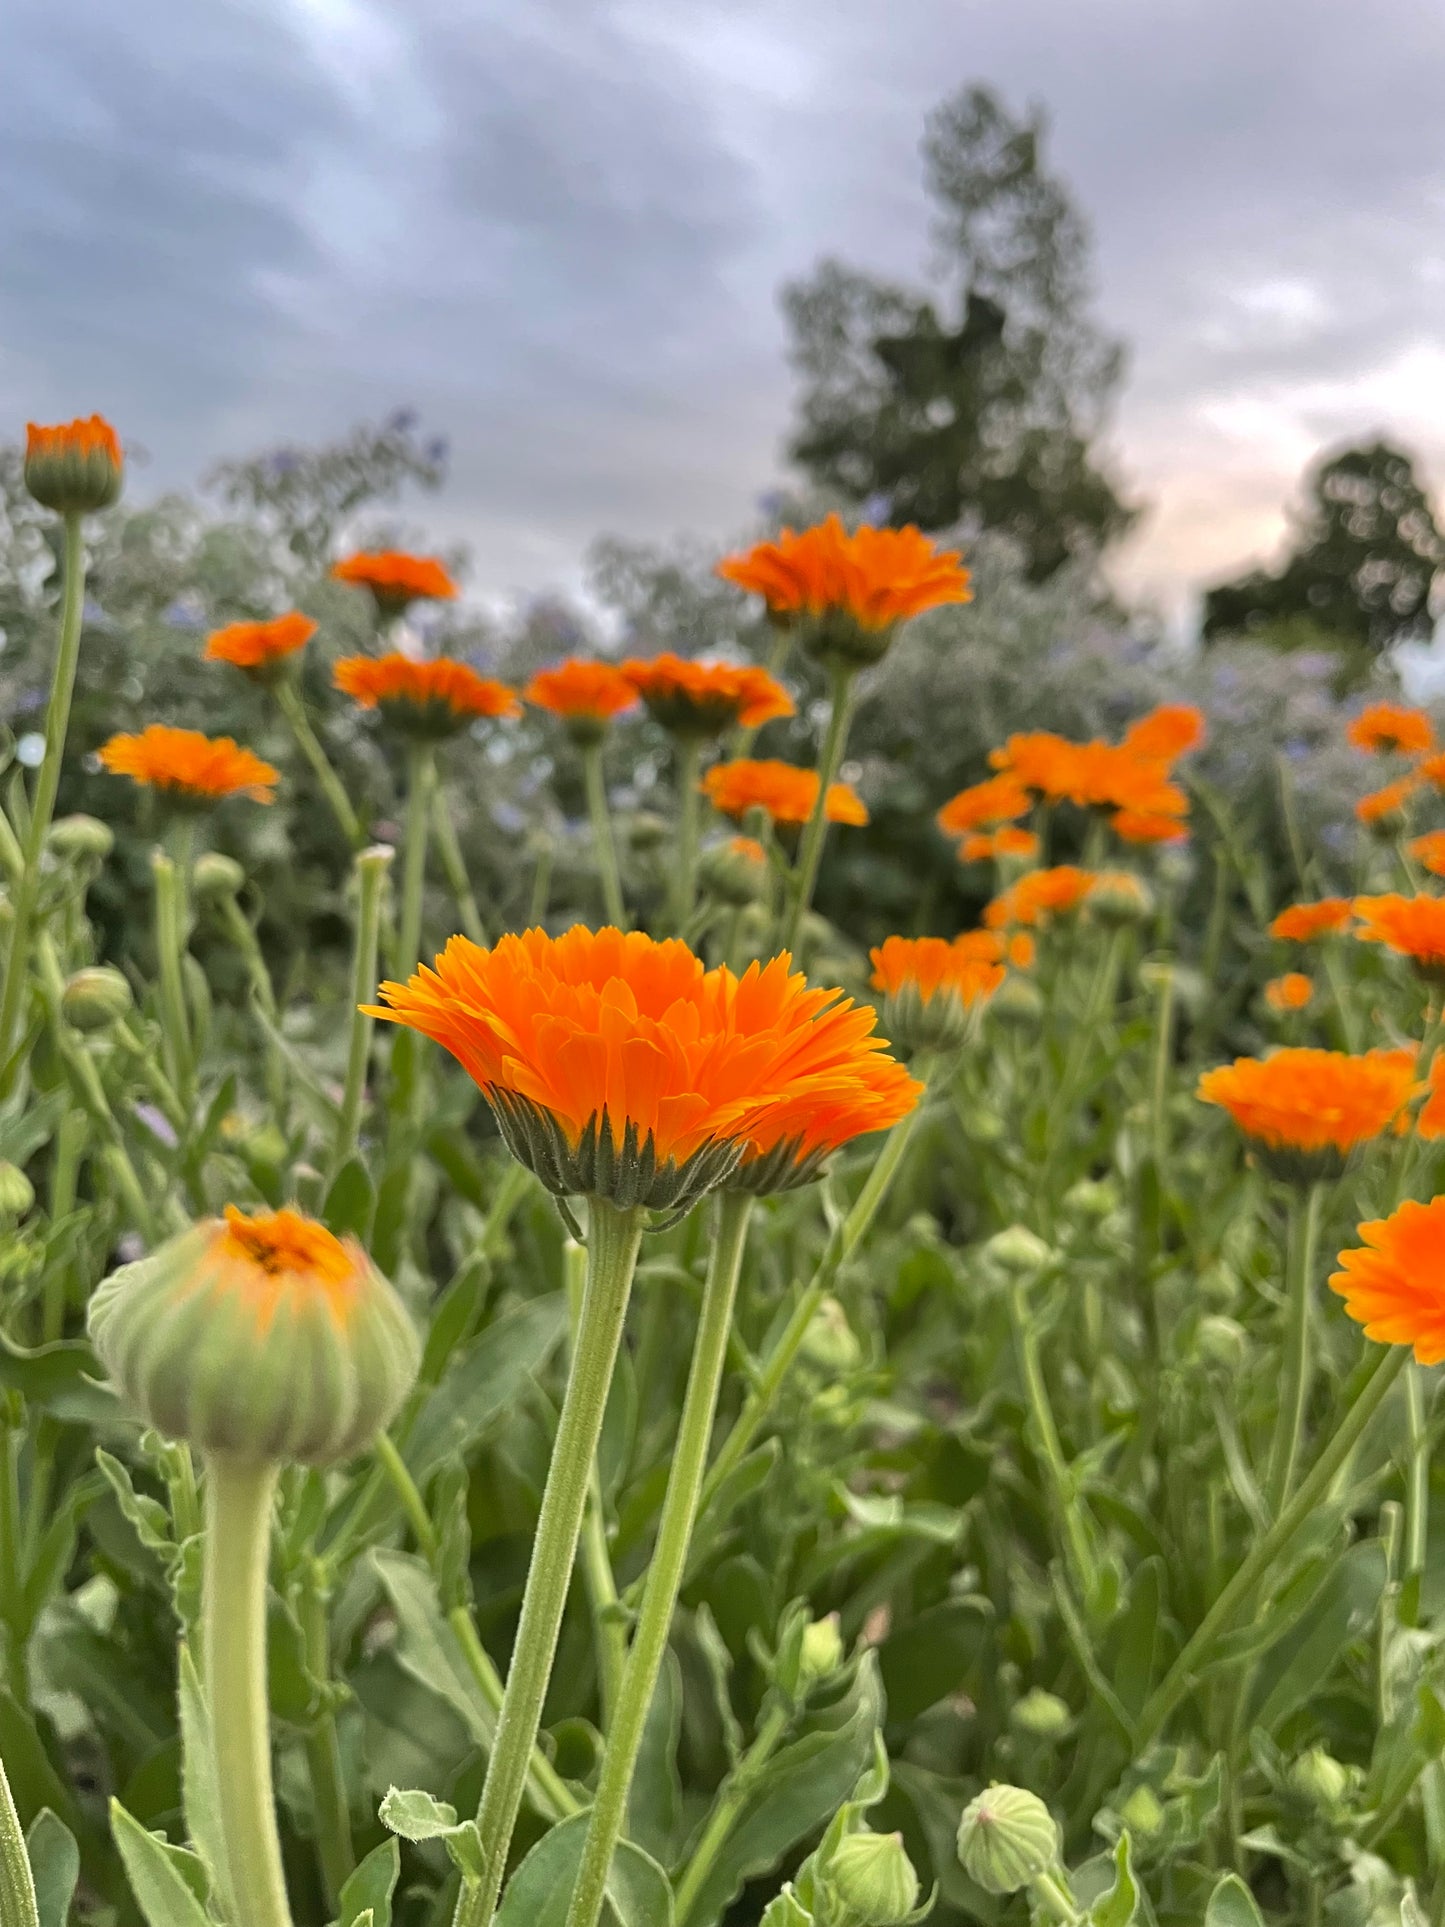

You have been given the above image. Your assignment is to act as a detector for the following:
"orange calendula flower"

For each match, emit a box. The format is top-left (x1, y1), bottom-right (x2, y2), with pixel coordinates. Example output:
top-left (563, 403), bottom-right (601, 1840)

top-left (1408, 830), bottom-right (1445, 877)
top-left (936, 774), bottom-right (1032, 836)
top-left (334, 653), bottom-right (520, 738)
top-left (1356, 774), bottom-right (1421, 830)
top-left (870, 934), bottom-right (1004, 1052)
top-left (621, 653), bottom-right (794, 737)
top-left (524, 659), bottom-right (639, 744)
top-left (1347, 702), bottom-right (1436, 756)
top-left (204, 611), bottom-right (317, 681)
top-left (367, 928), bottom-right (919, 1206)
top-left (1416, 1054), bottom-right (1445, 1139)
top-left (960, 826), bottom-right (1040, 863)
top-left (1264, 972), bottom-right (1313, 1013)
top-left (331, 550), bottom-right (458, 614)
top-left (25, 414), bottom-right (124, 514)
top-left (991, 732), bottom-right (1188, 819)
top-left (1417, 752), bottom-right (1445, 791)
top-left (1269, 898), bottom-right (1354, 942)
top-left (1353, 893), bottom-right (1445, 979)
top-left (1123, 703), bottom-right (1207, 762)
top-left (1197, 1046), bottom-right (1417, 1182)
top-left (1331, 1198), bottom-right (1445, 1364)
top-left (1111, 808), bottom-right (1189, 845)
top-left (99, 725), bottom-right (278, 804)
top-left (984, 866), bottom-right (1096, 930)
top-left (701, 759), bottom-right (868, 829)
top-left (717, 513), bottom-right (971, 659)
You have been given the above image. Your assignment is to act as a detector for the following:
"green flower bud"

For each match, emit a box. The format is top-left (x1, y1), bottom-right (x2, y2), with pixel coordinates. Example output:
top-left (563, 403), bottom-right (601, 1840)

top-left (698, 836), bottom-right (768, 907)
top-left (1289, 1747), bottom-right (1352, 1810)
top-left (1088, 871), bottom-right (1153, 928)
top-left (800, 1297), bottom-right (863, 1373)
top-left (1063, 1178), bottom-right (1118, 1221)
top-left (1118, 1785), bottom-right (1165, 1837)
top-left (1008, 1688), bottom-right (1072, 1741)
top-left (1196, 1314), bottom-right (1248, 1372)
top-left (990, 976), bottom-right (1044, 1028)
top-left (628, 811), bottom-right (671, 853)
top-left (982, 1225), bottom-right (1054, 1276)
top-left (956, 1785), bottom-right (1060, 1895)
top-left (88, 1207), bottom-right (420, 1465)
top-left (46, 814), bottom-right (114, 863)
top-left (797, 1613), bottom-right (846, 1688)
top-left (62, 965), bottom-right (134, 1032)
top-left (0, 1162), bottom-right (35, 1221)
top-left (826, 1831), bottom-right (920, 1924)
top-left (25, 416), bottom-right (124, 515)
top-left (192, 852), bottom-right (246, 901)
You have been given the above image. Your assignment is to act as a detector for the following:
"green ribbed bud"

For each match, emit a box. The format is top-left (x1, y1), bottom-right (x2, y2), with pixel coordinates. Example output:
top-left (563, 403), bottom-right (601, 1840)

top-left (628, 812), bottom-right (671, 853)
top-left (1289, 1747), bottom-right (1352, 1810)
top-left (1008, 1688), bottom-right (1072, 1741)
top-left (800, 1297), bottom-right (863, 1373)
top-left (62, 965), bottom-right (133, 1032)
top-left (1089, 871), bottom-right (1154, 928)
top-left (0, 1162), bottom-right (35, 1221)
top-left (699, 836), bottom-right (768, 906)
top-left (797, 1614), bottom-right (846, 1689)
top-left (990, 976), bottom-right (1044, 1028)
top-left (47, 814), bottom-right (114, 863)
top-left (983, 1225), bottom-right (1054, 1275)
top-left (1118, 1785), bottom-right (1165, 1837)
top-left (1196, 1314), bottom-right (1248, 1372)
top-left (956, 1785), bottom-right (1060, 1895)
top-left (88, 1207), bottom-right (420, 1465)
top-left (825, 1832), bottom-right (921, 1924)
top-left (1063, 1178), bottom-right (1118, 1221)
top-left (192, 852), bottom-right (246, 901)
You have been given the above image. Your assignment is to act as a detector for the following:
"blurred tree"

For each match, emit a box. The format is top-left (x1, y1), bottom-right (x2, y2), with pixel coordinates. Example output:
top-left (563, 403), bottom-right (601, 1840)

top-left (1202, 440), bottom-right (1445, 661)
top-left (782, 85), bottom-right (1133, 577)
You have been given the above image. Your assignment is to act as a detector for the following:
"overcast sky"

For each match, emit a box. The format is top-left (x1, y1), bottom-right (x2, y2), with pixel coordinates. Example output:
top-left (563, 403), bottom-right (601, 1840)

top-left (6, 0), bottom-right (1445, 625)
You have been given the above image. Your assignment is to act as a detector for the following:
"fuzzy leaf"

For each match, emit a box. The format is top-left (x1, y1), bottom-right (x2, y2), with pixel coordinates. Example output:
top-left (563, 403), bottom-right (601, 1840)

top-left (24, 1811), bottom-right (78, 1927)
top-left (109, 1801), bottom-right (213, 1927)
top-left (1204, 1874), bottom-right (1267, 1927)
top-left (493, 1811), bottom-right (673, 1927)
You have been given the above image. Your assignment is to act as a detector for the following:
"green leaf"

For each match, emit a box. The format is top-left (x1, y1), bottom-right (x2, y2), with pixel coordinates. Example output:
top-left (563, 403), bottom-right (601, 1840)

top-left (1251, 1541), bottom-right (1388, 1733)
top-left (0, 1694), bottom-right (81, 1839)
top-left (1089, 1834), bottom-right (1139, 1927)
top-left (1204, 1874), bottom-right (1267, 1927)
top-left (877, 1599), bottom-right (991, 1722)
top-left (0, 1757), bottom-right (39, 1927)
top-left (96, 1450), bottom-right (173, 1557)
top-left (493, 1811), bottom-right (673, 1927)
top-left (371, 1550), bottom-right (495, 1746)
top-left (324, 1157), bottom-right (375, 1241)
top-left (759, 1891), bottom-right (813, 1927)
top-left (1110, 1558), bottom-right (1163, 1717)
top-left (0, 1332), bottom-right (116, 1426)
top-left (378, 1786), bottom-right (484, 1882)
top-left (108, 1801), bottom-right (213, 1927)
top-left (337, 1839), bottom-right (399, 1927)
top-left (404, 1294), bottom-right (569, 1485)
top-left (177, 1648), bottom-right (233, 1922)
top-left (628, 1651), bottom-right (684, 1865)
top-left (24, 1811), bottom-right (78, 1927)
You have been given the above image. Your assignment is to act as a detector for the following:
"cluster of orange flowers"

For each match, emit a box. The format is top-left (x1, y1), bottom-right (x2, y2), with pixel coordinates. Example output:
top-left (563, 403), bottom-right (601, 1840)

top-left (1268, 891), bottom-right (1445, 976)
top-left (1345, 701), bottom-right (1445, 831)
top-left (701, 760), bottom-right (868, 829)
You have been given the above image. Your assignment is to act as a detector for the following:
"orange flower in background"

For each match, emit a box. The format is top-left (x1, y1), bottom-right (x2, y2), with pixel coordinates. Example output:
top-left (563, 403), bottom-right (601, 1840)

top-left (1353, 893), bottom-right (1445, 974)
top-left (24, 414), bottom-right (124, 513)
top-left (621, 653), bottom-right (794, 735)
top-left (1270, 898), bottom-right (1354, 942)
top-left (1356, 775), bottom-right (1421, 828)
top-left (1417, 752), bottom-right (1445, 792)
top-left (1264, 972), bottom-right (1313, 1013)
top-left (716, 513), bottom-right (971, 634)
top-left (334, 654), bottom-right (520, 736)
top-left (99, 725), bottom-right (277, 804)
top-left (205, 612), bottom-right (316, 677)
top-left (1416, 1054), bottom-right (1445, 1139)
top-left (524, 659), bottom-right (639, 726)
top-left (991, 731), bottom-right (1187, 818)
top-left (936, 774), bottom-right (1032, 836)
top-left (701, 759), bottom-right (868, 828)
top-left (1123, 703), bottom-right (1207, 762)
top-left (1347, 702), bottom-right (1436, 755)
top-left (331, 550), bottom-right (458, 610)
top-left (960, 827), bottom-right (1040, 863)
top-left (1111, 808), bottom-right (1189, 845)
top-left (870, 934), bottom-right (1006, 1007)
top-left (367, 929), bottom-right (919, 1205)
top-left (985, 866), bottom-right (1096, 929)
top-left (1408, 830), bottom-right (1445, 877)
top-left (1197, 1046), bottom-right (1417, 1177)
top-left (1331, 1199), bottom-right (1445, 1364)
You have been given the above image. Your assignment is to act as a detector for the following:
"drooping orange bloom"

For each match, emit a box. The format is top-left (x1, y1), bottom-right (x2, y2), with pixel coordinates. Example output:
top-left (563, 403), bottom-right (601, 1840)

top-left (334, 654), bottom-right (520, 736)
top-left (716, 513), bottom-right (971, 633)
top-left (870, 935), bottom-right (1006, 1007)
top-left (960, 826), bottom-right (1040, 863)
top-left (204, 612), bottom-right (317, 676)
top-left (215, 1206), bottom-right (361, 1329)
top-left (1356, 775), bottom-right (1421, 828)
top-left (1331, 1199), bottom-right (1445, 1364)
top-left (936, 774), bottom-right (1032, 836)
top-left (1270, 898), bottom-right (1354, 942)
top-left (1408, 830), bottom-right (1445, 877)
top-left (1347, 702), bottom-right (1436, 756)
top-left (1264, 972), bottom-right (1313, 1013)
top-left (701, 759), bottom-right (868, 828)
top-left (331, 550), bottom-right (458, 610)
top-left (524, 659), bottom-right (640, 728)
top-left (367, 929), bottom-right (920, 1204)
top-left (24, 414), bottom-right (124, 513)
top-left (984, 866), bottom-right (1096, 929)
top-left (1123, 703), bottom-right (1207, 762)
top-left (1352, 893), bottom-right (1445, 973)
top-left (99, 725), bottom-right (278, 804)
top-left (1111, 808), bottom-right (1189, 845)
top-left (621, 653), bottom-right (794, 735)
top-left (1197, 1047), bottom-right (1417, 1176)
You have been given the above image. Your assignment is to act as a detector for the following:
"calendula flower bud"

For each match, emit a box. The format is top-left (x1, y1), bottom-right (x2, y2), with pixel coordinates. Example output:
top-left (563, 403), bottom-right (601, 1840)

top-left (192, 852), bottom-right (247, 901)
top-left (983, 1225), bottom-right (1054, 1276)
top-left (1118, 1785), bottom-right (1165, 1838)
top-left (990, 976), bottom-right (1044, 1028)
top-left (62, 965), bottom-right (133, 1032)
top-left (800, 1296), bottom-right (863, 1373)
top-left (1289, 1747), bottom-right (1352, 1811)
top-left (25, 415), bottom-right (124, 515)
top-left (956, 1785), bottom-right (1060, 1896)
top-left (824, 1831), bottom-right (921, 1924)
top-left (1088, 871), bottom-right (1153, 928)
top-left (0, 1162), bottom-right (35, 1221)
top-left (1063, 1178), bottom-right (1118, 1221)
top-left (88, 1207), bottom-right (420, 1465)
top-left (797, 1614), bottom-right (846, 1689)
top-left (1008, 1688), bottom-right (1072, 1741)
top-left (46, 814), bottom-right (114, 863)
top-left (1196, 1314), bottom-right (1248, 1372)
top-left (699, 836), bottom-right (768, 907)
top-left (628, 812), bottom-right (671, 853)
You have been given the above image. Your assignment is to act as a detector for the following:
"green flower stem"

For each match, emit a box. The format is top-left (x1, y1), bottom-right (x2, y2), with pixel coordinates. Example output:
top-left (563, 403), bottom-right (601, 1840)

top-left (0, 1403), bottom-right (28, 1707)
top-left (779, 666), bottom-right (857, 956)
top-left (453, 1200), bottom-right (647, 1927)
top-left (1135, 1343), bottom-right (1409, 1748)
top-left (0, 511), bottom-right (86, 1089)
top-left (1321, 940), bottom-right (1360, 1053)
top-left (669, 738), bottom-right (704, 935)
top-left (673, 1698), bottom-right (792, 1926)
top-left (1403, 1363), bottom-right (1430, 1627)
top-left (1029, 1869), bottom-right (1084, 1925)
top-left (151, 848), bottom-right (195, 1112)
top-left (566, 1192), bottom-right (754, 1927)
top-left (529, 838), bottom-right (555, 926)
top-left (274, 678), bottom-right (365, 850)
top-left (582, 742), bottom-right (627, 930)
top-left (54, 1034), bottom-right (159, 1239)
top-left (563, 1239), bottom-right (627, 1724)
top-left (42, 1107), bottom-right (86, 1344)
top-left (1009, 1278), bottom-right (1100, 1611)
top-left (203, 1454), bottom-right (294, 1927)
top-left (395, 743), bottom-right (436, 976)
top-left (299, 1563), bottom-right (355, 1906)
top-left (113, 1021), bottom-right (188, 1135)
top-left (1149, 961), bottom-right (1177, 1176)
top-left (732, 622), bottom-right (793, 757)
top-left (0, 1753), bottom-right (38, 1927)
top-left (430, 786), bottom-right (489, 947)
top-left (1041, 927), bottom-right (1127, 1182)
top-left (1264, 1181), bottom-right (1326, 1515)
top-left (331, 846), bottom-right (393, 1179)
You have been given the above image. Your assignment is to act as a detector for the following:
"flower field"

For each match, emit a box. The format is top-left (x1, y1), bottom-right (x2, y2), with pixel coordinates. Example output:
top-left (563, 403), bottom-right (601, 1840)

top-left (3, 418), bottom-right (1445, 1927)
